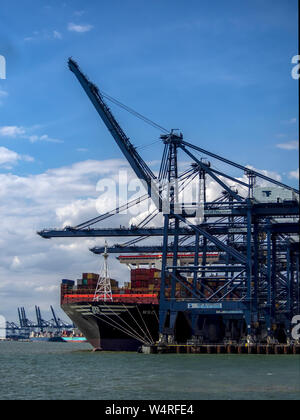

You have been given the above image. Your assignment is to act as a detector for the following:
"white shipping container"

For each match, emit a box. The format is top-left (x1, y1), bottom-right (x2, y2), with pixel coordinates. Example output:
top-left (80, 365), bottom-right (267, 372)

top-left (253, 186), bottom-right (298, 203)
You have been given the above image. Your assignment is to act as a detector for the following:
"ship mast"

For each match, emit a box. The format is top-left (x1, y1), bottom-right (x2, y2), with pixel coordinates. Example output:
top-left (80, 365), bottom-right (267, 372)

top-left (93, 242), bottom-right (113, 302)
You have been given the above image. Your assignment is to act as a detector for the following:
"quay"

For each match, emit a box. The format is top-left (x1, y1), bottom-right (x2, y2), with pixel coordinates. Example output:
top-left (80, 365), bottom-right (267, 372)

top-left (142, 343), bottom-right (300, 355)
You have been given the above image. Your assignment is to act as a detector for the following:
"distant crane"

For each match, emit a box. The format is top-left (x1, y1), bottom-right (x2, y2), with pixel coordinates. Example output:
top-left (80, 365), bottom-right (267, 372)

top-left (18, 307), bottom-right (35, 329)
top-left (4, 307), bottom-right (74, 340)
top-left (50, 306), bottom-right (74, 330)
top-left (16, 307), bottom-right (73, 332)
top-left (35, 306), bottom-right (51, 332)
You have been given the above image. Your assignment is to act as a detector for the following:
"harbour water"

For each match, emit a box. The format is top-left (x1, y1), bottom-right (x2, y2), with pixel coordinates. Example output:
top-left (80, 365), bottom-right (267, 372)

top-left (0, 341), bottom-right (299, 400)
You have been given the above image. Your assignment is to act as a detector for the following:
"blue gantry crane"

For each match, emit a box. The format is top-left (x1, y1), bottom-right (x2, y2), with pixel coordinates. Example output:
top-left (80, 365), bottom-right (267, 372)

top-left (50, 305), bottom-right (74, 330)
top-left (18, 307), bottom-right (72, 332)
top-left (4, 307), bottom-right (74, 340)
top-left (35, 305), bottom-right (52, 332)
top-left (38, 59), bottom-right (299, 345)
top-left (5, 321), bottom-right (29, 340)
top-left (18, 307), bottom-right (36, 329)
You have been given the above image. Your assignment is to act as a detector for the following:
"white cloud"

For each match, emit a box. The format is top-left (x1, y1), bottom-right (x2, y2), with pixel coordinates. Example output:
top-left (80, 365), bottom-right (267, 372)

top-left (28, 134), bottom-right (63, 143)
top-left (24, 30), bottom-right (64, 42)
top-left (53, 30), bottom-right (62, 40)
top-left (289, 169), bottom-right (299, 180)
top-left (0, 147), bottom-right (21, 166)
top-left (0, 89), bottom-right (8, 99)
top-left (245, 165), bottom-right (282, 183)
top-left (282, 118), bottom-right (297, 125)
top-left (0, 125), bottom-right (63, 143)
top-left (0, 158), bottom-right (131, 320)
top-left (74, 10), bottom-right (86, 17)
top-left (0, 126), bottom-right (25, 137)
top-left (56, 198), bottom-right (98, 227)
top-left (0, 90), bottom-right (8, 106)
top-left (276, 140), bottom-right (299, 150)
top-left (22, 155), bottom-right (35, 163)
top-left (0, 146), bottom-right (34, 167)
top-left (68, 22), bottom-right (94, 33)
top-left (11, 256), bottom-right (21, 270)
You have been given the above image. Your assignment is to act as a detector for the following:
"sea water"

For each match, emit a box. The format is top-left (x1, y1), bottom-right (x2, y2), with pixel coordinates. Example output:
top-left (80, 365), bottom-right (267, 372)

top-left (0, 341), bottom-right (299, 400)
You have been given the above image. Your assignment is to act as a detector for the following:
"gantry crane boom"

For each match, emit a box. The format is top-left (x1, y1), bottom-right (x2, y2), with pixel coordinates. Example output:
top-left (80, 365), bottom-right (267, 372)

top-left (68, 59), bottom-right (157, 197)
top-left (38, 202), bottom-right (299, 238)
top-left (50, 305), bottom-right (60, 329)
top-left (181, 141), bottom-right (299, 194)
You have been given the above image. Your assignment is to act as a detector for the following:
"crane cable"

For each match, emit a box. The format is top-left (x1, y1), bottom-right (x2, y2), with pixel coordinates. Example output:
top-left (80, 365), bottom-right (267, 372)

top-left (101, 90), bottom-right (169, 134)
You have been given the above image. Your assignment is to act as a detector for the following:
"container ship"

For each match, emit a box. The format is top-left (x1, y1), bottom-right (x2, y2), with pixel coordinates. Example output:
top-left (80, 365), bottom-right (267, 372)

top-left (29, 330), bottom-right (87, 343)
top-left (61, 253), bottom-right (221, 351)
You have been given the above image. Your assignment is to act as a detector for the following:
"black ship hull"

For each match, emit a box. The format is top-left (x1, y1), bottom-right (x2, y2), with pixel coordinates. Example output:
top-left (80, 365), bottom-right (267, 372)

top-left (62, 301), bottom-right (159, 351)
top-left (62, 301), bottom-right (254, 349)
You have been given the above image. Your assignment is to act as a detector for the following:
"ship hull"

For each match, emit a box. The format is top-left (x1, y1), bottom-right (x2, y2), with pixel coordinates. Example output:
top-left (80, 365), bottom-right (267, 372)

top-left (61, 337), bottom-right (87, 343)
top-left (30, 337), bottom-right (65, 343)
top-left (62, 301), bottom-right (159, 351)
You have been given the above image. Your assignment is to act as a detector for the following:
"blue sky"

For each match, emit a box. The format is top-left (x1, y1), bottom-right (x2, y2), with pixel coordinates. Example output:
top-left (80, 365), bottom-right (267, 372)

top-left (0, 0), bottom-right (298, 178)
top-left (0, 0), bottom-right (298, 321)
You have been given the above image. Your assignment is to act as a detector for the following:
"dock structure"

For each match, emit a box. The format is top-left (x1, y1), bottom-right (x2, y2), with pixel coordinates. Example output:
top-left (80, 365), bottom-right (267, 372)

top-left (142, 344), bottom-right (300, 355)
top-left (38, 59), bottom-right (299, 347)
